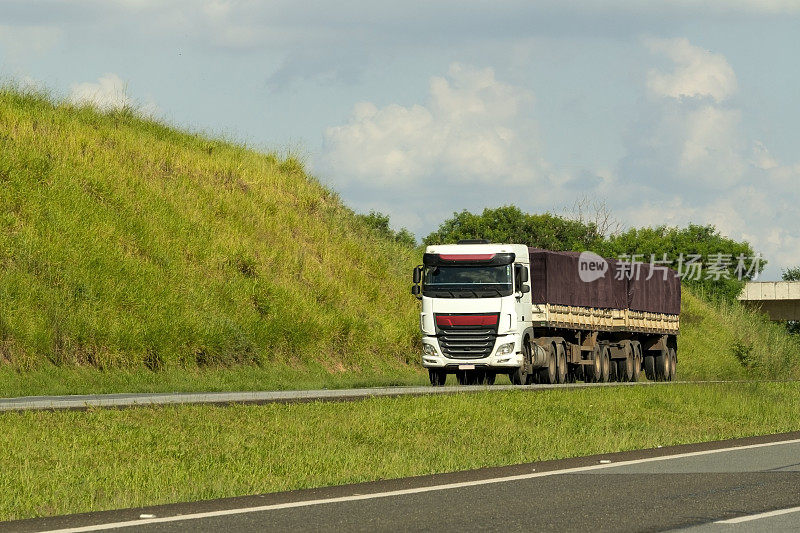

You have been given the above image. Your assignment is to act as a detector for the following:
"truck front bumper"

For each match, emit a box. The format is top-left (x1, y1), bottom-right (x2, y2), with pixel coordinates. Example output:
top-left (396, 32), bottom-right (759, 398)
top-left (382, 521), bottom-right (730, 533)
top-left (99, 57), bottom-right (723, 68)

top-left (420, 334), bottom-right (523, 370)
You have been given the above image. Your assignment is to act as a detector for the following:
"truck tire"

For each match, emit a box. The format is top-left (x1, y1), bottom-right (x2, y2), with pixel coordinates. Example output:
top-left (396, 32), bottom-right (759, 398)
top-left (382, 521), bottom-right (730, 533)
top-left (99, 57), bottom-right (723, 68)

top-left (668, 346), bottom-right (677, 381)
top-left (556, 343), bottom-right (567, 384)
top-left (586, 345), bottom-right (601, 383)
top-left (510, 342), bottom-right (530, 385)
top-left (643, 354), bottom-right (655, 381)
top-left (618, 343), bottom-right (635, 382)
top-left (428, 369), bottom-right (446, 386)
top-left (566, 364), bottom-right (578, 383)
top-left (632, 343), bottom-right (642, 382)
top-left (654, 346), bottom-right (669, 381)
top-left (539, 343), bottom-right (557, 384)
top-left (600, 345), bottom-right (611, 383)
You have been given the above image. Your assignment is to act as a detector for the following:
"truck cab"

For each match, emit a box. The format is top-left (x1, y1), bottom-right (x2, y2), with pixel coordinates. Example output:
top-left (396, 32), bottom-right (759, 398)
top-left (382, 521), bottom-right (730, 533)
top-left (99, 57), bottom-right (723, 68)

top-left (412, 241), bottom-right (533, 385)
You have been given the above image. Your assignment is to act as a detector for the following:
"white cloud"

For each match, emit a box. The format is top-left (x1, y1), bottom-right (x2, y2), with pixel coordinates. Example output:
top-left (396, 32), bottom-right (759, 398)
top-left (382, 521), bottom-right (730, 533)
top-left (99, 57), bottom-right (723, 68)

top-left (69, 73), bottom-right (133, 111)
top-left (321, 63), bottom-right (543, 188)
top-left (68, 73), bottom-right (160, 117)
top-left (678, 105), bottom-right (745, 180)
top-left (645, 37), bottom-right (737, 102)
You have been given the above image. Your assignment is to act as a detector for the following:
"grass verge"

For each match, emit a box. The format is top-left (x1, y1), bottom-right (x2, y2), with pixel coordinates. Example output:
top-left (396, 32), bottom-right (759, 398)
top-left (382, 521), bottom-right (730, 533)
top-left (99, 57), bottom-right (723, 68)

top-left (2, 381), bottom-right (800, 521)
top-left (0, 364), bottom-right (427, 397)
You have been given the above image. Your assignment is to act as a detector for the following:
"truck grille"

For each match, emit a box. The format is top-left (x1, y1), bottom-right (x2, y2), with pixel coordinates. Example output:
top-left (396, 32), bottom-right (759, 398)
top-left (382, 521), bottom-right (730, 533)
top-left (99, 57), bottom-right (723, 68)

top-left (435, 314), bottom-right (499, 359)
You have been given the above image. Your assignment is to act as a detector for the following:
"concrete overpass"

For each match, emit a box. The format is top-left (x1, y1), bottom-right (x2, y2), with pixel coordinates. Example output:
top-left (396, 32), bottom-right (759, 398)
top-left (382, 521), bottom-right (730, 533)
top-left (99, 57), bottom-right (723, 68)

top-left (738, 282), bottom-right (800, 321)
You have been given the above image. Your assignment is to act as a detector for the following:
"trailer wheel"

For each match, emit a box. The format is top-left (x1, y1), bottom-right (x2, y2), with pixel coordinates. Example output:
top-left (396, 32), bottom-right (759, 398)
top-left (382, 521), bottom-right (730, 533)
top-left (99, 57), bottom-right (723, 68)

top-left (556, 343), bottom-right (567, 384)
top-left (654, 346), bottom-right (669, 381)
top-left (566, 364), bottom-right (578, 383)
top-left (632, 343), bottom-right (642, 382)
top-left (643, 354), bottom-right (655, 380)
top-left (428, 369), bottom-right (446, 386)
top-left (668, 346), bottom-right (677, 381)
top-left (618, 343), bottom-right (635, 382)
top-left (600, 345), bottom-right (611, 383)
top-left (587, 345), bottom-right (601, 383)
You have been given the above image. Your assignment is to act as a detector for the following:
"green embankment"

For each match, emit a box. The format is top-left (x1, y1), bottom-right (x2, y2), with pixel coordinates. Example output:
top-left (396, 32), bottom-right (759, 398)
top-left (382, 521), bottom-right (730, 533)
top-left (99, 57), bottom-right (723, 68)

top-left (0, 87), bottom-right (798, 396)
top-left (0, 88), bottom-right (421, 390)
top-left (679, 290), bottom-right (800, 380)
top-left (2, 382), bottom-right (800, 520)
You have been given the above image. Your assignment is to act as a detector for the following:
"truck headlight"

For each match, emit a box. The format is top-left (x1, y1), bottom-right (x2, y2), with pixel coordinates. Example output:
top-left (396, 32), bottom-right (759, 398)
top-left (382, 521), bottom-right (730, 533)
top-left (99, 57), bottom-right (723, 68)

top-left (496, 342), bottom-right (515, 356)
top-left (423, 343), bottom-right (437, 356)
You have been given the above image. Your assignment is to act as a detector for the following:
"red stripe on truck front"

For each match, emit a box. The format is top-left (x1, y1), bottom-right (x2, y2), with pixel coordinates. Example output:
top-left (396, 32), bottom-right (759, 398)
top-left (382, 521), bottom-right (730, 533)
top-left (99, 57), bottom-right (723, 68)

top-left (438, 254), bottom-right (496, 261)
top-left (436, 315), bottom-right (499, 327)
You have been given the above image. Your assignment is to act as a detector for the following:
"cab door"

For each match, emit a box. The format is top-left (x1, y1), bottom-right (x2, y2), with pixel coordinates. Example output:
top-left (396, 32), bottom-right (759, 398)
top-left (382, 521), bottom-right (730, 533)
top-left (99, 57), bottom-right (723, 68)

top-left (514, 263), bottom-right (532, 327)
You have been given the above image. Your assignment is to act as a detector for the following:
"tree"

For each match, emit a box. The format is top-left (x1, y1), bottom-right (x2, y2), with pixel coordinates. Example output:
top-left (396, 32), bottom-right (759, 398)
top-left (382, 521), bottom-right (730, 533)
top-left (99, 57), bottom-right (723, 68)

top-left (423, 206), bottom-right (602, 251)
top-left (783, 267), bottom-right (800, 282)
top-left (782, 267), bottom-right (800, 334)
top-left (598, 224), bottom-right (765, 302)
top-left (356, 210), bottom-right (416, 247)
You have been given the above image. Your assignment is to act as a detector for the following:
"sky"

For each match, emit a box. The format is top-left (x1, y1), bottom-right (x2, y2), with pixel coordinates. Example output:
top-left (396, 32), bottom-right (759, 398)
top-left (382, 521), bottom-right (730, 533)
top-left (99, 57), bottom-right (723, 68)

top-left (1, 1), bottom-right (799, 279)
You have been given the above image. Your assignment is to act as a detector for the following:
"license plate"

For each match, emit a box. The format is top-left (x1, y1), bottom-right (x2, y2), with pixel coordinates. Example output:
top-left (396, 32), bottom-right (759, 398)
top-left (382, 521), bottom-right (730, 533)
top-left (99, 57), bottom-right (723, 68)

top-left (458, 364), bottom-right (475, 370)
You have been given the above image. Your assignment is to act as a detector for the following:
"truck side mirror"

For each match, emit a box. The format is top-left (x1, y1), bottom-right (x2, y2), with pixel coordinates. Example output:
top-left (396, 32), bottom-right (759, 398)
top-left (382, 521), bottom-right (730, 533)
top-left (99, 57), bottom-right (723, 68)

top-left (521, 284), bottom-right (530, 294)
top-left (521, 266), bottom-right (529, 283)
top-left (411, 285), bottom-right (420, 296)
top-left (413, 266), bottom-right (422, 284)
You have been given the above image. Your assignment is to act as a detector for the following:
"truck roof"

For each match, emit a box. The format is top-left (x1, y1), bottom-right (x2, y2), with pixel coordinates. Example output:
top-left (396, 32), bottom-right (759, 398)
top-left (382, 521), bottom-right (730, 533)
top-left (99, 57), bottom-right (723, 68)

top-left (425, 243), bottom-right (529, 260)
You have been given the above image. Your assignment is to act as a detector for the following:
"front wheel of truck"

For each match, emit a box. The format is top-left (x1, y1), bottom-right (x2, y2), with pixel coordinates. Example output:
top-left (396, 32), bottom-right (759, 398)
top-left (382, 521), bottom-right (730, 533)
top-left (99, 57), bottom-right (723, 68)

top-left (510, 342), bottom-right (530, 385)
top-left (428, 369), bottom-right (447, 386)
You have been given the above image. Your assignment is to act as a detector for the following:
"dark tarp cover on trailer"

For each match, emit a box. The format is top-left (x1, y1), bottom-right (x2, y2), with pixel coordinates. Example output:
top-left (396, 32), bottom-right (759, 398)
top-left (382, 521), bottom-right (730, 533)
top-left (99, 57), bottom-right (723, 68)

top-left (626, 261), bottom-right (681, 315)
top-left (527, 248), bottom-right (680, 315)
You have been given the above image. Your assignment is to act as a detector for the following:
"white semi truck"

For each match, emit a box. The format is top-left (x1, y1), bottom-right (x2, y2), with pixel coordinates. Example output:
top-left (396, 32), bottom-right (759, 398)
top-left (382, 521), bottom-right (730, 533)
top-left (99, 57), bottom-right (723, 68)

top-left (411, 241), bottom-right (680, 386)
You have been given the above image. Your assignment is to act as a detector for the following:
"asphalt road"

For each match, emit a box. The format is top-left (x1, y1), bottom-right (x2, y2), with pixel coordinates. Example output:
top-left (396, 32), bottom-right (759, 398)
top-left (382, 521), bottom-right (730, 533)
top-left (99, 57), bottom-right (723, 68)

top-left (10, 432), bottom-right (800, 533)
top-left (0, 380), bottom-right (736, 412)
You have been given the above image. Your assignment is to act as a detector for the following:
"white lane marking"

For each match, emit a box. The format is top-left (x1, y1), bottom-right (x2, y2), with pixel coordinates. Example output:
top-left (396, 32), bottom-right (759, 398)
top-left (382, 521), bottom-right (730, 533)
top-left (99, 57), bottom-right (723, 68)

top-left (716, 505), bottom-right (800, 524)
top-left (38, 438), bottom-right (800, 533)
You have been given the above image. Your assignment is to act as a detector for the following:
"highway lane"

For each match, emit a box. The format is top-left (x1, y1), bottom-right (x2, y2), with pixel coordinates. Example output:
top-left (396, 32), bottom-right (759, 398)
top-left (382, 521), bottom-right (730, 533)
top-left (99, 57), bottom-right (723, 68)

top-left (10, 432), bottom-right (800, 533)
top-left (0, 380), bottom-right (742, 412)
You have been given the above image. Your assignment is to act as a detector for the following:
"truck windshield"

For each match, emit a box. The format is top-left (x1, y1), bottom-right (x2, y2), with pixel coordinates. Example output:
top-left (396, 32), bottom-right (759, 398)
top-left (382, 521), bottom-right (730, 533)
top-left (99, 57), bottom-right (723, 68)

top-left (423, 265), bottom-right (513, 298)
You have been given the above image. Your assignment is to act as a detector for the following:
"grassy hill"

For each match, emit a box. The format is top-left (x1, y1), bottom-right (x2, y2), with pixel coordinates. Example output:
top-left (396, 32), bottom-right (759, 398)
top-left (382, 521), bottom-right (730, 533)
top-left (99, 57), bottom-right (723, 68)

top-left (680, 289), bottom-right (800, 381)
top-left (0, 87), bottom-right (797, 396)
top-left (0, 88), bottom-right (422, 391)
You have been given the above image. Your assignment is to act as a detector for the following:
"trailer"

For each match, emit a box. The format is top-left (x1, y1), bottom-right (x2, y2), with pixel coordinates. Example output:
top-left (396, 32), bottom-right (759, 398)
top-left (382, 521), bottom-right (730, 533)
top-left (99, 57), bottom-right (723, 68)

top-left (411, 242), bottom-right (680, 386)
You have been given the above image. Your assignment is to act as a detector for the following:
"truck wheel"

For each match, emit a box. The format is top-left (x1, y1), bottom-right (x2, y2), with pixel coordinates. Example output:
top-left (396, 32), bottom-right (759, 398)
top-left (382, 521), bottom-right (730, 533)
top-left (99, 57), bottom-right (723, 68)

top-left (632, 343), bottom-right (642, 382)
top-left (644, 354), bottom-right (655, 380)
top-left (556, 343), bottom-right (567, 384)
top-left (586, 345), bottom-right (601, 383)
top-left (654, 346), bottom-right (669, 381)
top-left (566, 364), bottom-right (578, 383)
top-left (668, 346), bottom-right (677, 381)
top-left (510, 342), bottom-right (530, 385)
top-left (539, 343), bottom-right (557, 384)
top-left (510, 367), bottom-right (527, 385)
top-left (600, 346), bottom-right (611, 383)
top-left (428, 369), bottom-right (446, 386)
top-left (618, 344), bottom-right (635, 382)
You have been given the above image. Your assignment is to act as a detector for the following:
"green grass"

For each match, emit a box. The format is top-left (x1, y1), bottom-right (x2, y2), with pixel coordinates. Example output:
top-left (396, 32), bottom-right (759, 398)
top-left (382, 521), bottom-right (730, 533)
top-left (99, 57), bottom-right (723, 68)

top-left (2, 381), bottom-right (800, 520)
top-left (0, 87), bottom-right (420, 385)
top-left (0, 364), bottom-right (427, 397)
top-left (679, 289), bottom-right (800, 380)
